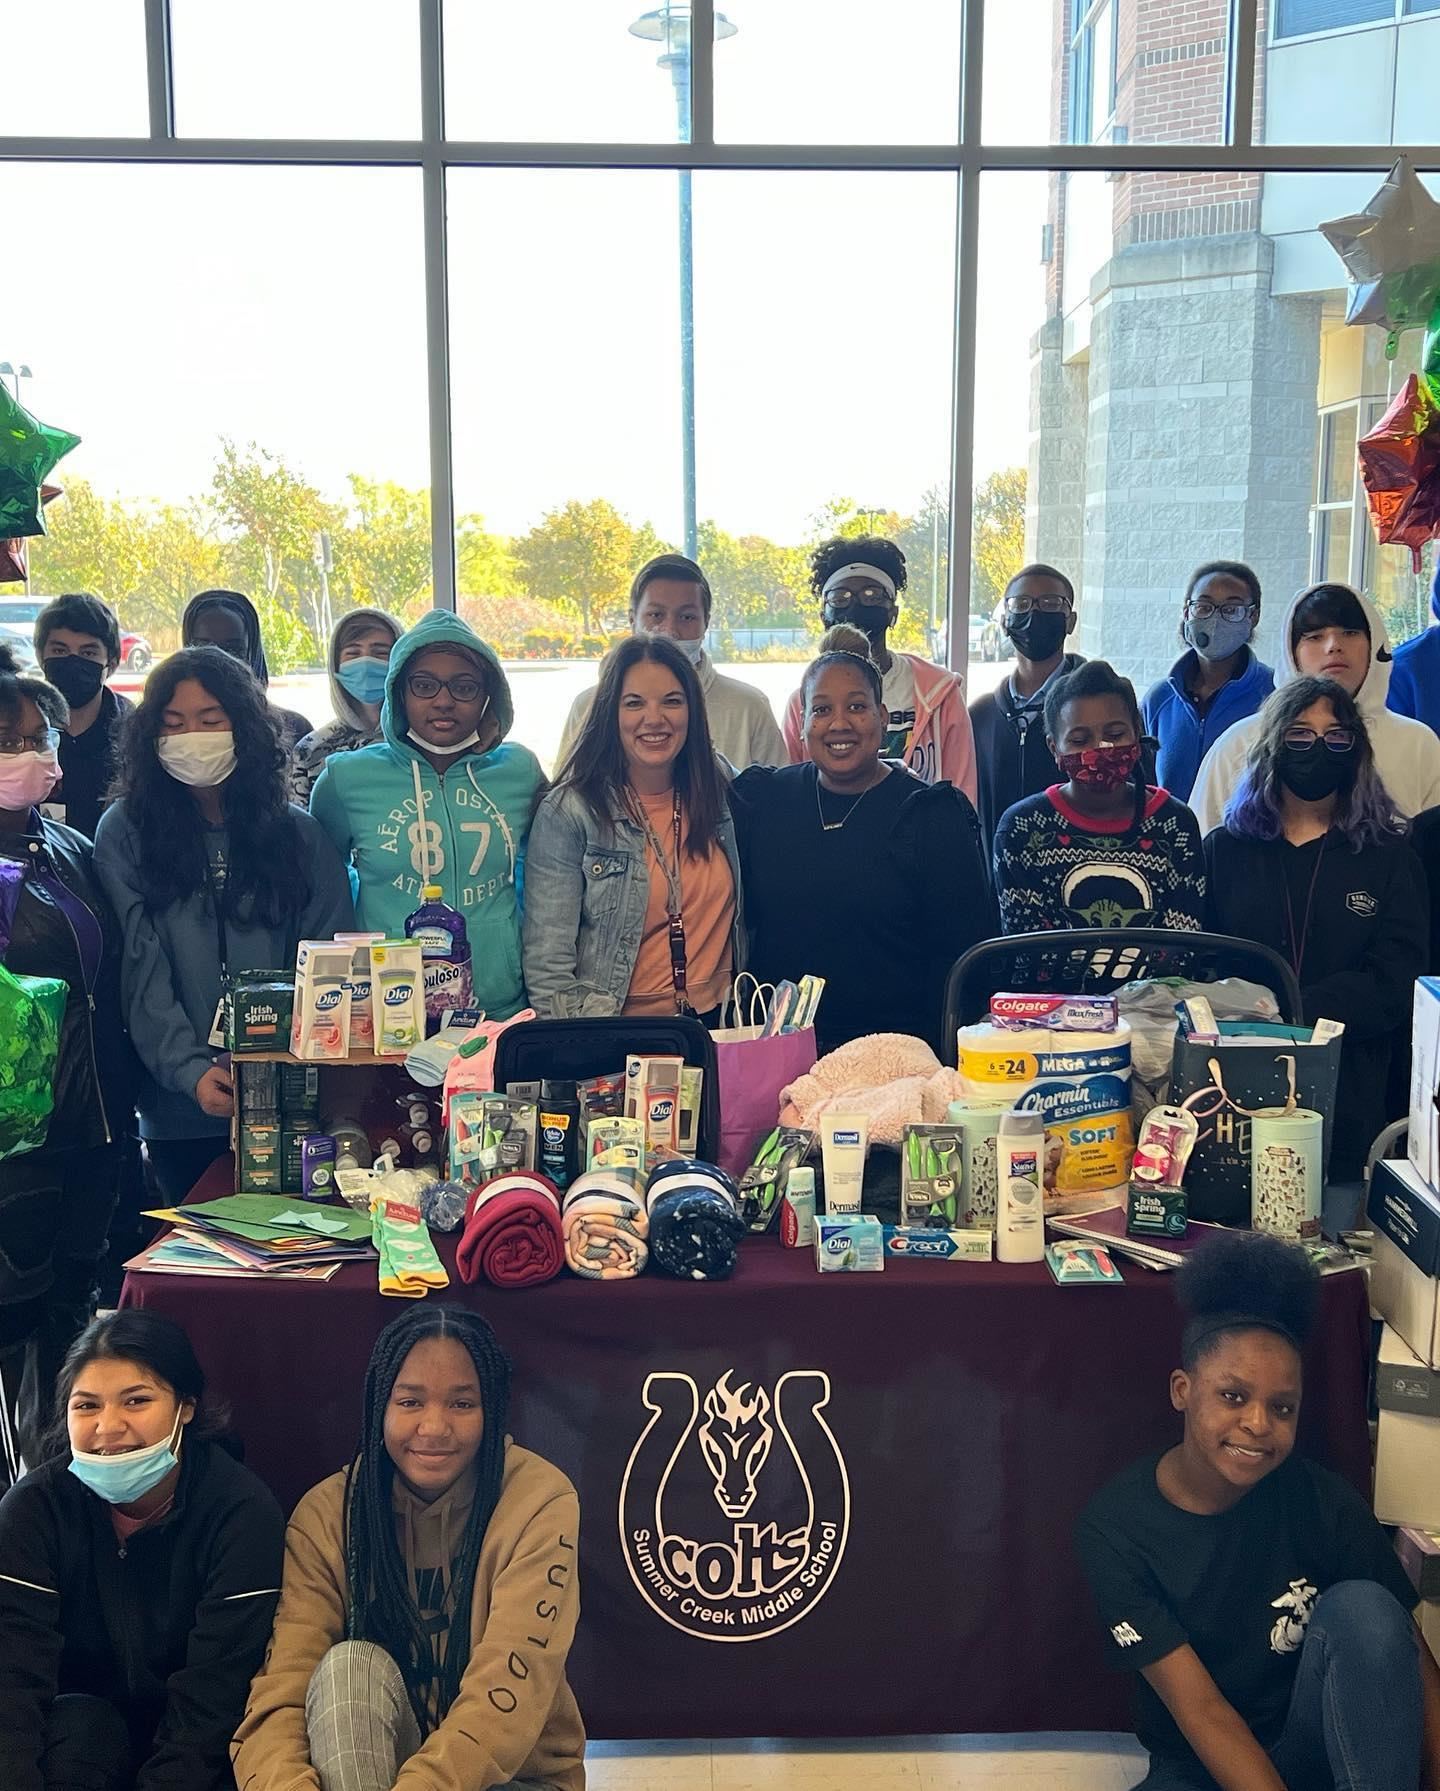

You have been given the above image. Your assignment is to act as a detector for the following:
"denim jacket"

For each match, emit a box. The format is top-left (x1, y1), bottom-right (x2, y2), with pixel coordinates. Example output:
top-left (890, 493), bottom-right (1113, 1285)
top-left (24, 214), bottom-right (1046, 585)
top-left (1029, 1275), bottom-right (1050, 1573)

top-left (522, 783), bottom-right (746, 1018)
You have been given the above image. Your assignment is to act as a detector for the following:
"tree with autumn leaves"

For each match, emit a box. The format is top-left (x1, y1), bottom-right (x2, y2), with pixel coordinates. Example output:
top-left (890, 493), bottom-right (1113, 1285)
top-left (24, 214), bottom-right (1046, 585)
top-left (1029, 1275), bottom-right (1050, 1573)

top-left (23, 441), bottom-right (1027, 666)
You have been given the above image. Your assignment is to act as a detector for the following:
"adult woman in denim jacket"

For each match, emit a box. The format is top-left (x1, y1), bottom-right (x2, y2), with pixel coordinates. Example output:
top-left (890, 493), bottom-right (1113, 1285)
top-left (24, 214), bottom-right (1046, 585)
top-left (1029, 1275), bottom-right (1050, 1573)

top-left (523, 636), bottom-right (743, 1022)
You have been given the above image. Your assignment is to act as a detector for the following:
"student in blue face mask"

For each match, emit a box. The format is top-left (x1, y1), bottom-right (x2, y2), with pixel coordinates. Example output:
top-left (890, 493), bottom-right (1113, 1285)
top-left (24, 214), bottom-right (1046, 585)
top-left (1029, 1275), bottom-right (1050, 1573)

top-left (291, 608), bottom-right (402, 806)
top-left (1141, 562), bottom-right (1274, 804)
top-left (0, 1310), bottom-right (284, 1791)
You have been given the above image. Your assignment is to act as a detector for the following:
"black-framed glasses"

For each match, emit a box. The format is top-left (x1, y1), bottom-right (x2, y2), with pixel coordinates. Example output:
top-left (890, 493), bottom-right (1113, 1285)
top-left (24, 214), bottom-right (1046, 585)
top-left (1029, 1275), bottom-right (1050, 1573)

top-left (1186, 599), bottom-right (1256, 622)
top-left (406, 672), bottom-right (483, 703)
top-left (1004, 594), bottom-right (1071, 615)
top-left (1282, 725), bottom-right (1356, 753)
top-left (0, 727), bottom-right (60, 755)
top-left (824, 585), bottom-right (890, 609)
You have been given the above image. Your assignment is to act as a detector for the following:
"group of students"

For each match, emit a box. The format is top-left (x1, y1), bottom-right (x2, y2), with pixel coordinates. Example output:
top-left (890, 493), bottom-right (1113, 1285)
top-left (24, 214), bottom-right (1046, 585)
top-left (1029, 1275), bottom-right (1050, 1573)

top-left (2, 1240), bottom-right (1439, 1790)
top-left (6, 552), bottom-right (1440, 1450)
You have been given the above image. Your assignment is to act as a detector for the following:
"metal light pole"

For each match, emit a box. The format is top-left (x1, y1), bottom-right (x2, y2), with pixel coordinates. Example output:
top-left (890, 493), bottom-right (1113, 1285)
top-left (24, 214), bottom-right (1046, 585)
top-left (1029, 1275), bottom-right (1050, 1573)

top-left (0, 361), bottom-right (33, 404)
top-left (629, 4), bottom-right (737, 562)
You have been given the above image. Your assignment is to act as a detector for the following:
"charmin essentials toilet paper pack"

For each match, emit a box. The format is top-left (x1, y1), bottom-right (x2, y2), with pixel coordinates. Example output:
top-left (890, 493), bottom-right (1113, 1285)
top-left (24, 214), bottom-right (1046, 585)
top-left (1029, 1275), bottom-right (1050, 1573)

top-left (954, 1021), bottom-right (1134, 1210)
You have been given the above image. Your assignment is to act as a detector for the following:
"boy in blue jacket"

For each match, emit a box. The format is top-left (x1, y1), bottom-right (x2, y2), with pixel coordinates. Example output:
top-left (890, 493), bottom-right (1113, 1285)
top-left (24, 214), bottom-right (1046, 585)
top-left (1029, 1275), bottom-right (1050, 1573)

top-left (1388, 565), bottom-right (1440, 738)
top-left (1141, 562), bottom-right (1274, 804)
top-left (309, 610), bottom-right (543, 1019)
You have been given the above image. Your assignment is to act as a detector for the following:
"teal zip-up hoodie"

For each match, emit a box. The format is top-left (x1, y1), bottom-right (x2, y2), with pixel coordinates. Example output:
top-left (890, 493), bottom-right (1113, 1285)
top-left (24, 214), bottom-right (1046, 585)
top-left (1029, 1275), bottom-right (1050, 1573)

top-left (308, 609), bottom-right (543, 1018)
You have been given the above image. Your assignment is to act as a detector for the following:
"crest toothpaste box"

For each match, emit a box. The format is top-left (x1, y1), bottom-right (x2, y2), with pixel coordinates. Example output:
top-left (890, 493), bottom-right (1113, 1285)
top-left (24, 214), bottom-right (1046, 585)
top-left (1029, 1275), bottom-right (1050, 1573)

top-left (814, 1213), bottom-right (884, 1273)
top-left (882, 1225), bottom-right (993, 1262)
top-left (989, 992), bottom-right (1119, 1033)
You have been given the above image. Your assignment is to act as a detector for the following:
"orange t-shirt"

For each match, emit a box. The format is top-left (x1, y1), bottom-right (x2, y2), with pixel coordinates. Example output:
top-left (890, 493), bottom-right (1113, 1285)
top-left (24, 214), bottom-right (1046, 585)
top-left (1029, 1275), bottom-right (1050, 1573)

top-left (623, 789), bottom-right (735, 1018)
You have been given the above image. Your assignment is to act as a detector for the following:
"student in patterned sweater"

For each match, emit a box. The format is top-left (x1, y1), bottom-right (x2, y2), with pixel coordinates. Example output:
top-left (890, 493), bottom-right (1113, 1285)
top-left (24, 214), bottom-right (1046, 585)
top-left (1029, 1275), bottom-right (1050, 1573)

top-left (993, 659), bottom-right (1205, 934)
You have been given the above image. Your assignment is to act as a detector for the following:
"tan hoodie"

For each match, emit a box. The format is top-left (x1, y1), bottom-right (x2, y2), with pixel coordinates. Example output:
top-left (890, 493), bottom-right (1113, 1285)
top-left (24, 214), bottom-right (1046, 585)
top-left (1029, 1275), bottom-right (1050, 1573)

top-left (233, 1441), bottom-right (584, 1791)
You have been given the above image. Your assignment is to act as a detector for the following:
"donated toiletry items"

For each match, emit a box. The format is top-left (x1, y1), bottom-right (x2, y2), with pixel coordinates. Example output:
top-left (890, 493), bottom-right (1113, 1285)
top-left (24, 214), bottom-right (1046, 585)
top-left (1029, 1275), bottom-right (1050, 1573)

top-left (996, 1108), bottom-right (1046, 1264)
top-left (1251, 1107), bottom-right (1324, 1242)
top-left (781, 1166), bottom-right (817, 1248)
top-left (815, 1212), bottom-right (883, 1273)
top-left (1127, 1104), bottom-right (1201, 1238)
top-left (290, 940), bottom-right (353, 1060)
top-left (819, 1112), bottom-right (868, 1215)
top-left (370, 939), bottom-right (426, 1057)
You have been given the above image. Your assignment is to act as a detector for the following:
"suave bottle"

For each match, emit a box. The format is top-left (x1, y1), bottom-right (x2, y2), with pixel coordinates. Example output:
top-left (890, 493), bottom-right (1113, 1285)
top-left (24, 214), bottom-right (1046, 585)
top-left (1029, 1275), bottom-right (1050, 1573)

top-left (996, 1108), bottom-right (1046, 1264)
top-left (405, 884), bottom-right (474, 1026)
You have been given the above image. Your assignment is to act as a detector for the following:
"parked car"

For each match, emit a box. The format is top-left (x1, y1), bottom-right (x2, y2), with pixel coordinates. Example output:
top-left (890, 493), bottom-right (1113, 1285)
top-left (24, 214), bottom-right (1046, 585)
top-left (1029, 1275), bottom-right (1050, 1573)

top-left (0, 621), bottom-right (40, 674)
top-left (120, 630), bottom-right (152, 670)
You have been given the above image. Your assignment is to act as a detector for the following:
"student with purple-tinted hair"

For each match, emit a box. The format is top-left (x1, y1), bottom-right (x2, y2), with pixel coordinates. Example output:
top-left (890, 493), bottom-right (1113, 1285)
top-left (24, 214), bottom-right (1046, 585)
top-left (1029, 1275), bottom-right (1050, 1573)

top-left (1203, 675), bottom-right (1428, 1180)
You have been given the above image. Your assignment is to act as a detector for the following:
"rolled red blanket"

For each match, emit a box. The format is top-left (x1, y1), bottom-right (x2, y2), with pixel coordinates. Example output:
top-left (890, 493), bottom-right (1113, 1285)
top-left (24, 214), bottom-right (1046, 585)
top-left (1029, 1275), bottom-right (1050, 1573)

top-left (456, 1171), bottom-right (565, 1287)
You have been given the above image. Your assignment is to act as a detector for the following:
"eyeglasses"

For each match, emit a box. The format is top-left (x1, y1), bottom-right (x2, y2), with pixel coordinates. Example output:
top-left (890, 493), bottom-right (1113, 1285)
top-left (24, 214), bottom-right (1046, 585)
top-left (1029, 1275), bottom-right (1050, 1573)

top-left (824, 585), bottom-right (890, 609)
top-left (1187, 600), bottom-right (1256, 622)
top-left (0, 728), bottom-right (60, 755)
top-left (406, 672), bottom-right (483, 703)
top-left (1282, 726), bottom-right (1356, 753)
top-left (1004, 594), bottom-right (1071, 615)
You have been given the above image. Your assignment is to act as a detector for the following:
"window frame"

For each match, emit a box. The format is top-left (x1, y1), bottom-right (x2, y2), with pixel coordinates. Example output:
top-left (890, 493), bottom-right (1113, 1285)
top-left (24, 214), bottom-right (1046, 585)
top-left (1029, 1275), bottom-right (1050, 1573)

top-left (1069, 0), bottom-right (1118, 147)
top-left (1272, 0), bottom-right (1439, 43)
top-left (5, 0), bottom-right (1440, 675)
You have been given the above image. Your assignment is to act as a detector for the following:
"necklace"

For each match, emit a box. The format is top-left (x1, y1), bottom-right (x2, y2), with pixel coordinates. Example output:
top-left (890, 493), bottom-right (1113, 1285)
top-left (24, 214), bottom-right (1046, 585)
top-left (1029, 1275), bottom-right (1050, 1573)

top-left (815, 771), bottom-right (880, 833)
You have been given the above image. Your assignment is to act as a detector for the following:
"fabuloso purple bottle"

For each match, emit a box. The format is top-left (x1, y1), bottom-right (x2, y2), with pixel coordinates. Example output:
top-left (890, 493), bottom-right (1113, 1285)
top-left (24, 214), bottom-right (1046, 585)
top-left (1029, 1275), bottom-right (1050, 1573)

top-left (405, 884), bottom-right (474, 1027)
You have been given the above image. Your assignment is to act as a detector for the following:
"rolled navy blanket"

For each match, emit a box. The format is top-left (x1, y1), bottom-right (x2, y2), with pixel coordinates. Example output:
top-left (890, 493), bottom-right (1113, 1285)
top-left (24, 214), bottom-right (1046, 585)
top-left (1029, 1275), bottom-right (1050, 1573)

top-left (644, 1160), bottom-right (747, 1281)
top-left (456, 1170), bottom-right (565, 1288)
top-left (562, 1170), bottom-right (650, 1280)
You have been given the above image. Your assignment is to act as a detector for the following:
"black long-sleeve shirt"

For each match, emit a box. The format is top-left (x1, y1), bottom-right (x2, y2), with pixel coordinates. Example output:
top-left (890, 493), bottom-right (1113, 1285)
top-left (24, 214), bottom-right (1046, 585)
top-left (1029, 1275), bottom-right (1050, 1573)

top-left (1204, 824), bottom-right (1429, 1176)
top-left (729, 761), bottom-right (996, 1056)
top-left (0, 1440), bottom-right (283, 1791)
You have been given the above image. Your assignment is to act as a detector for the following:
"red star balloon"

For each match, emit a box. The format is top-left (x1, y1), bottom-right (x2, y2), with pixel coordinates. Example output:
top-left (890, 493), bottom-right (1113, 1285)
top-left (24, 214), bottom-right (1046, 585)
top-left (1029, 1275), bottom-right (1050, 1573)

top-left (0, 484), bottom-right (62, 584)
top-left (0, 387), bottom-right (80, 538)
top-left (1358, 374), bottom-right (1440, 570)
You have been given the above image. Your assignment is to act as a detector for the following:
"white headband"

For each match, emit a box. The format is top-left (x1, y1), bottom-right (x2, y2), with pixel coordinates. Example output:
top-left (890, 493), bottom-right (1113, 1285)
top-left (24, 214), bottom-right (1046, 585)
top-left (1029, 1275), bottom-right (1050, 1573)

top-left (821, 563), bottom-right (897, 603)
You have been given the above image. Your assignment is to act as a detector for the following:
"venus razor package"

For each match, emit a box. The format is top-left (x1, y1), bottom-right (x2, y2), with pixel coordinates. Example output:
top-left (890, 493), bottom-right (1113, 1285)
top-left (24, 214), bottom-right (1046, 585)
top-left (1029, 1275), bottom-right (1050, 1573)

top-left (900, 1123), bottom-right (963, 1228)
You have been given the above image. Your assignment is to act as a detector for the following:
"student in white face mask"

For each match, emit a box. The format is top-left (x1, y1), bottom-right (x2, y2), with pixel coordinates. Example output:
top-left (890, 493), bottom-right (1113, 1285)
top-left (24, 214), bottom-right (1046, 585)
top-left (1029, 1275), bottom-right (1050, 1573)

top-left (0, 1310), bottom-right (284, 1791)
top-left (556, 554), bottom-right (786, 773)
top-left (92, 648), bottom-right (354, 1204)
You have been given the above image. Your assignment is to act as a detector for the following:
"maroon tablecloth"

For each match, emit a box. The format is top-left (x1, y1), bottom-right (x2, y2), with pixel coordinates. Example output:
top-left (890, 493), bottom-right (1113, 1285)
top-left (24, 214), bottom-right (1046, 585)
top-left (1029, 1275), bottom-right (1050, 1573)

top-left (122, 1161), bottom-right (1374, 1740)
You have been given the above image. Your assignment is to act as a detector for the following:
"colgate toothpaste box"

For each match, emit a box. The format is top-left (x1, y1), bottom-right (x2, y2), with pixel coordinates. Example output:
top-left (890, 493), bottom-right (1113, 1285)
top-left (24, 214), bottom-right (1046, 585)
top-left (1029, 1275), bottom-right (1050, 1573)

top-left (988, 992), bottom-right (1119, 1034)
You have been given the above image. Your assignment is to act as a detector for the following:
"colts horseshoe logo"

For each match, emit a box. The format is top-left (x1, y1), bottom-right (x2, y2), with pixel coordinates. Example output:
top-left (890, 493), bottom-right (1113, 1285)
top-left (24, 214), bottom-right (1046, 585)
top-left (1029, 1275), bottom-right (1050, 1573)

top-left (618, 1368), bottom-right (850, 1642)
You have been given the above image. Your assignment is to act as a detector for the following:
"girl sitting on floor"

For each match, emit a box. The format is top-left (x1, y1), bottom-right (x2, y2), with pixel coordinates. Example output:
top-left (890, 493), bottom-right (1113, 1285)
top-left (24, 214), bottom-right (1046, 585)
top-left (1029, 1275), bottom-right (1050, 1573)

top-left (0, 1310), bottom-right (284, 1791)
top-left (1076, 1231), bottom-right (1440, 1790)
top-left (233, 1306), bottom-right (584, 1791)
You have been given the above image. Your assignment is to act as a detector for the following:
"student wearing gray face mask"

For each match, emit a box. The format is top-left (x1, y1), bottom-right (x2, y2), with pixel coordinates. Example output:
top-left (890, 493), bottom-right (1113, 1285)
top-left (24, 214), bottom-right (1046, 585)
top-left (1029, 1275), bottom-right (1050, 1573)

top-left (1140, 562), bottom-right (1274, 804)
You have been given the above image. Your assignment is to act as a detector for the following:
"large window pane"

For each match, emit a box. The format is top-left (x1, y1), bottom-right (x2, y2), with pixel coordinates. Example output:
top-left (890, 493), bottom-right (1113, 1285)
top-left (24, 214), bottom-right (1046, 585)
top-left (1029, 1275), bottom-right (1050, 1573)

top-left (715, 0), bottom-right (961, 144)
top-left (443, 0), bottom-right (685, 143)
top-left (1261, 2), bottom-right (1426, 142)
top-left (7, 165), bottom-right (429, 735)
top-left (171, 0), bottom-right (421, 138)
top-left (984, 168), bottom-right (1331, 691)
top-left (448, 170), bottom-right (957, 773)
top-left (1, 0), bottom-right (148, 137)
top-left (983, 0), bottom-right (1230, 147)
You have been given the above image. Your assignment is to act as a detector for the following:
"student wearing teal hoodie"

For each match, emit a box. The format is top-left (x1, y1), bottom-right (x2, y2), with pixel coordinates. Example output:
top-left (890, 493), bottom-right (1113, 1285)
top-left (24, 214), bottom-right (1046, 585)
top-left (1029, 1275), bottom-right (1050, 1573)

top-left (309, 610), bottom-right (543, 1017)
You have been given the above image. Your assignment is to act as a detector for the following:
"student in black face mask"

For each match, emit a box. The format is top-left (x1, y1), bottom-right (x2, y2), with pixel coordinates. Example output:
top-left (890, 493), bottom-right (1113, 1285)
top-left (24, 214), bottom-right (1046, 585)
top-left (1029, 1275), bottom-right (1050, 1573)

top-left (33, 594), bottom-right (133, 840)
top-left (1204, 676), bottom-right (1428, 1183)
top-left (968, 563), bottom-right (1083, 847)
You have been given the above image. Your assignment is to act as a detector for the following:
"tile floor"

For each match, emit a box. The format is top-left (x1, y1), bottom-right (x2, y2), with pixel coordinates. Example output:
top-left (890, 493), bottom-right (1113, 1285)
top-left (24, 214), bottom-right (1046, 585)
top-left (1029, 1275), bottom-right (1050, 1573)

top-left (584, 1734), bottom-right (1149, 1789)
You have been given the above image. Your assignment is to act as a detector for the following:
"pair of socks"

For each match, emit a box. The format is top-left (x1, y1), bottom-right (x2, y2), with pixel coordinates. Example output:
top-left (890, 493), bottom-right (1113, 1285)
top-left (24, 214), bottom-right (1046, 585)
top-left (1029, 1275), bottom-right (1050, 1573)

top-left (372, 1197), bottom-right (449, 1298)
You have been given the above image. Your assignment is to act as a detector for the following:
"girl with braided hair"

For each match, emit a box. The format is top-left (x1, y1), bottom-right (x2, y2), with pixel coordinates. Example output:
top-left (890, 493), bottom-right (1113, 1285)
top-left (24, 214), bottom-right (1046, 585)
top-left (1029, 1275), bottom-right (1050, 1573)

top-left (233, 1307), bottom-right (584, 1791)
top-left (1076, 1231), bottom-right (1440, 1789)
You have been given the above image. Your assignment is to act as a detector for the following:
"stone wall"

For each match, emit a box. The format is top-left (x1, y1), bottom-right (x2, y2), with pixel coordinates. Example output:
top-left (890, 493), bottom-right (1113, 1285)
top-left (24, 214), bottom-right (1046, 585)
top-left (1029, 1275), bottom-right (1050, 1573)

top-left (1028, 231), bottom-right (1322, 686)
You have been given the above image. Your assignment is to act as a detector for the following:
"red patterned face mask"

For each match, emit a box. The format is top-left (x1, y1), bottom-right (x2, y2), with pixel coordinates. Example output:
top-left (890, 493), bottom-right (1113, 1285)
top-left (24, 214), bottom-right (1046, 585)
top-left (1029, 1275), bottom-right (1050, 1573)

top-left (1057, 742), bottom-right (1141, 792)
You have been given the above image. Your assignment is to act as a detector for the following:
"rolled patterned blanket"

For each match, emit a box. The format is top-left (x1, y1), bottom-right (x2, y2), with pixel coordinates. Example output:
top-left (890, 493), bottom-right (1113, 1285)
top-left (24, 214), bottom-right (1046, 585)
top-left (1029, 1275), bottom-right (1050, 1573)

top-left (645, 1161), bottom-right (747, 1281)
top-left (456, 1171), bottom-right (565, 1288)
top-left (562, 1171), bottom-right (650, 1280)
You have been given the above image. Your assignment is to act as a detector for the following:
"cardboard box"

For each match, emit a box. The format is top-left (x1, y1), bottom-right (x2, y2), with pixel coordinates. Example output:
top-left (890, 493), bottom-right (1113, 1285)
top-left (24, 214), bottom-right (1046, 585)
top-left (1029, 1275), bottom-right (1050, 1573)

top-left (1368, 1158), bottom-right (1440, 1369)
top-left (238, 1121), bottom-right (281, 1194)
top-left (1376, 1325), bottom-right (1440, 1419)
top-left (883, 1226), bottom-right (993, 1262)
top-left (1412, 978), bottom-right (1440, 1194)
top-left (1395, 1524), bottom-right (1440, 1602)
top-left (814, 1214), bottom-right (884, 1273)
top-left (1375, 1324), bottom-right (1440, 1529)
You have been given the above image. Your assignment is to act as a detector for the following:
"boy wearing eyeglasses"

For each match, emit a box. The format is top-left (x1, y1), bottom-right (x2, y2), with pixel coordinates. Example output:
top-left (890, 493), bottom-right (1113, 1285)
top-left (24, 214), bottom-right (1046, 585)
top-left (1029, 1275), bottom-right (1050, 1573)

top-left (968, 562), bottom-right (1084, 846)
top-left (1140, 562), bottom-right (1273, 806)
top-left (309, 610), bottom-right (544, 1021)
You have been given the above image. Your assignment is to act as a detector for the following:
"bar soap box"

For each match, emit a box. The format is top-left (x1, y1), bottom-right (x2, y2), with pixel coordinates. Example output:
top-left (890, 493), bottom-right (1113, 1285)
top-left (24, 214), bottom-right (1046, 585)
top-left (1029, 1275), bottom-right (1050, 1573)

top-left (882, 1226), bottom-right (992, 1262)
top-left (814, 1213), bottom-right (884, 1273)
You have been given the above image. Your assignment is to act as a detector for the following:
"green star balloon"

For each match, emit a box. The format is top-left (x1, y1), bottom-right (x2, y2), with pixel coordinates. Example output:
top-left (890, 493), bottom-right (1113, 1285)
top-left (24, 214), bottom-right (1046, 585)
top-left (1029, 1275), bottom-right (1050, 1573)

top-left (0, 386), bottom-right (80, 538)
